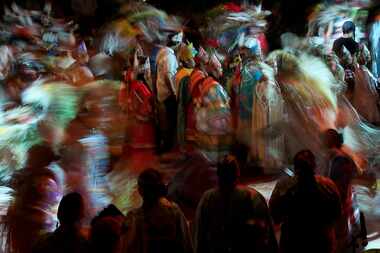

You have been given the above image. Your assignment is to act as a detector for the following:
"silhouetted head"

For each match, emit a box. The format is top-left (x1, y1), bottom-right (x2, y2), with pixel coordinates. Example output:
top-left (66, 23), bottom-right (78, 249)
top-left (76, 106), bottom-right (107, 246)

top-left (138, 168), bottom-right (166, 203)
top-left (57, 192), bottom-right (84, 226)
top-left (26, 144), bottom-right (60, 169)
top-left (91, 204), bottom-right (124, 227)
top-left (90, 216), bottom-right (123, 253)
top-left (324, 129), bottom-right (344, 149)
top-left (217, 155), bottom-right (240, 190)
top-left (90, 205), bottom-right (124, 253)
top-left (293, 150), bottom-right (316, 180)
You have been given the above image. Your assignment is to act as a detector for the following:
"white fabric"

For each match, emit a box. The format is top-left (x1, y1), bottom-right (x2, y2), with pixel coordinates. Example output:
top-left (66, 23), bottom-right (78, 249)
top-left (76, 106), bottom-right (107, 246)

top-left (156, 47), bottom-right (178, 102)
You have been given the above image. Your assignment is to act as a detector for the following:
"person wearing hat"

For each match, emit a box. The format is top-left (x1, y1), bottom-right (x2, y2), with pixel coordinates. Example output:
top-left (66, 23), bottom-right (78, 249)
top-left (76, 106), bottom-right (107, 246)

top-left (194, 155), bottom-right (278, 253)
top-left (175, 42), bottom-right (197, 151)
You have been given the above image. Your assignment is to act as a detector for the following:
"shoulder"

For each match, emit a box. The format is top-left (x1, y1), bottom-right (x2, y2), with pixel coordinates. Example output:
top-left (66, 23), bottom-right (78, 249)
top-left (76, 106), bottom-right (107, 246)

top-left (274, 177), bottom-right (296, 192)
top-left (236, 186), bottom-right (267, 204)
top-left (315, 175), bottom-right (340, 194)
top-left (198, 188), bottom-right (218, 204)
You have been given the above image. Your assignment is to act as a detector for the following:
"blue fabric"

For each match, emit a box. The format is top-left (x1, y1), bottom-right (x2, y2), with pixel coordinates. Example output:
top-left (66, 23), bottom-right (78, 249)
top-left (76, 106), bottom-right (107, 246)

top-left (239, 66), bottom-right (263, 120)
top-left (150, 46), bottom-right (161, 77)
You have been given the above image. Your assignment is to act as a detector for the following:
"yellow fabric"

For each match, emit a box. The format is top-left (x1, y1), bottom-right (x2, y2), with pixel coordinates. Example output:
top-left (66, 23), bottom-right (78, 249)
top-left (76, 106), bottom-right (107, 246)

top-left (175, 67), bottom-right (193, 93)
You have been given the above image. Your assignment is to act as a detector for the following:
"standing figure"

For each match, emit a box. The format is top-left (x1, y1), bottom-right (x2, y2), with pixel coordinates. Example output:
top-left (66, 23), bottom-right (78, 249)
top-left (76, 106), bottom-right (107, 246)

top-left (332, 21), bottom-right (359, 99)
top-left (251, 62), bottom-right (285, 171)
top-left (122, 168), bottom-right (193, 253)
top-left (32, 192), bottom-right (90, 253)
top-left (194, 155), bottom-right (278, 253)
top-left (175, 42), bottom-right (196, 150)
top-left (234, 37), bottom-right (263, 153)
top-left (269, 150), bottom-right (342, 253)
top-left (194, 53), bottom-right (232, 163)
top-left (154, 35), bottom-right (179, 153)
top-left (119, 47), bottom-right (157, 171)
top-left (323, 129), bottom-right (367, 253)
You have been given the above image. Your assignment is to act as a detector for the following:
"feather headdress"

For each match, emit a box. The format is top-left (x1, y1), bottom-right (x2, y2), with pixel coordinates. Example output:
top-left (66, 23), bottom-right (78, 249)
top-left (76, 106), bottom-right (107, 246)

top-left (100, 2), bottom-right (183, 55)
top-left (202, 3), bottom-right (270, 52)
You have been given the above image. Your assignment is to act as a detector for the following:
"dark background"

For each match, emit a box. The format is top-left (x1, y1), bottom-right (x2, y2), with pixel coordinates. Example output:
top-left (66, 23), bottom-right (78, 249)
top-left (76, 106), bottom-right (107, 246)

top-left (1, 0), bottom-right (379, 50)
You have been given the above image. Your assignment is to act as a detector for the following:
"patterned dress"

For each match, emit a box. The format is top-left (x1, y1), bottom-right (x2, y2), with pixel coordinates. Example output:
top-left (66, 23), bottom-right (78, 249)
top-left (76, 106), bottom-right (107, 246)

top-left (194, 76), bottom-right (233, 162)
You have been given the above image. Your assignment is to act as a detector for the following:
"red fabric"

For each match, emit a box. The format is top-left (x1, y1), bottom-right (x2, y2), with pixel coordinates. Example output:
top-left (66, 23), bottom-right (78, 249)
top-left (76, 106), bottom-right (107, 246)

top-left (224, 3), bottom-right (242, 12)
top-left (128, 121), bottom-right (155, 149)
top-left (126, 79), bottom-right (155, 149)
top-left (129, 80), bottom-right (152, 117)
top-left (205, 39), bottom-right (220, 49)
top-left (257, 33), bottom-right (269, 55)
top-left (12, 26), bottom-right (34, 39)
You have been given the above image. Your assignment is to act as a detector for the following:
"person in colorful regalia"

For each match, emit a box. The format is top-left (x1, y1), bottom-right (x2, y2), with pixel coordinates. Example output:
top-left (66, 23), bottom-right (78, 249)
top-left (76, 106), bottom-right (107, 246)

top-left (119, 45), bottom-right (157, 172)
top-left (175, 42), bottom-right (197, 151)
top-left (194, 53), bottom-right (233, 163)
top-left (178, 47), bottom-right (209, 151)
top-left (233, 36), bottom-right (264, 155)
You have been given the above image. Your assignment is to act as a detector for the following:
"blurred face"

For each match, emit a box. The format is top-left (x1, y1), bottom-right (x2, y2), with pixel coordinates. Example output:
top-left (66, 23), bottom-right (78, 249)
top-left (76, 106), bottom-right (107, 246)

top-left (239, 47), bottom-right (251, 61)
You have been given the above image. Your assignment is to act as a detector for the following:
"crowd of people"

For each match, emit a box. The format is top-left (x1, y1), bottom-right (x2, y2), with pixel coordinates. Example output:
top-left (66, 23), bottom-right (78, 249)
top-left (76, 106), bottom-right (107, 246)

top-left (0, 0), bottom-right (379, 252)
top-left (28, 149), bottom-right (366, 253)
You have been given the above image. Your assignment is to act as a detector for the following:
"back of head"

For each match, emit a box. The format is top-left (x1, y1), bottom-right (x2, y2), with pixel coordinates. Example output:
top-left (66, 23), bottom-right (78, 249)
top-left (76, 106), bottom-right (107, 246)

top-left (293, 150), bottom-right (316, 180)
top-left (342, 21), bottom-right (355, 35)
top-left (90, 216), bottom-right (123, 253)
top-left (26, 144), bottom-right (60, 169)
top-left (57, 192), bottom-right (84, 226)
top-left (138, 168), bottom-right (166, 202)
top-left (217, 155), bottom-right (240, 189)
top-left (324, 128), bottom-right (343, 149)
top-left (91, 204), bottom-right (124, 227)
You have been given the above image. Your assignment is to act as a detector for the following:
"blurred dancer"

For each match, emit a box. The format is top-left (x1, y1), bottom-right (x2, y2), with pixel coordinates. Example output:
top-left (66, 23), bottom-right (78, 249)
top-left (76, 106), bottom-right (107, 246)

top-left (153, 34), bottom-right (179, 154)
top-left (351, 43), bottom-right (380, 124)
top-left (119, 45), bottom-right (157, 172)
top-left (194, 53), bottom-right (232, 163)
top-left (234, 36), bottom-right (263, 154)
top-left (265, 50), bottom-right (341, 170)
top-left (2, 145), bottom-right (63, 253)
top-left (175, 42), bottom-right (196, 150)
